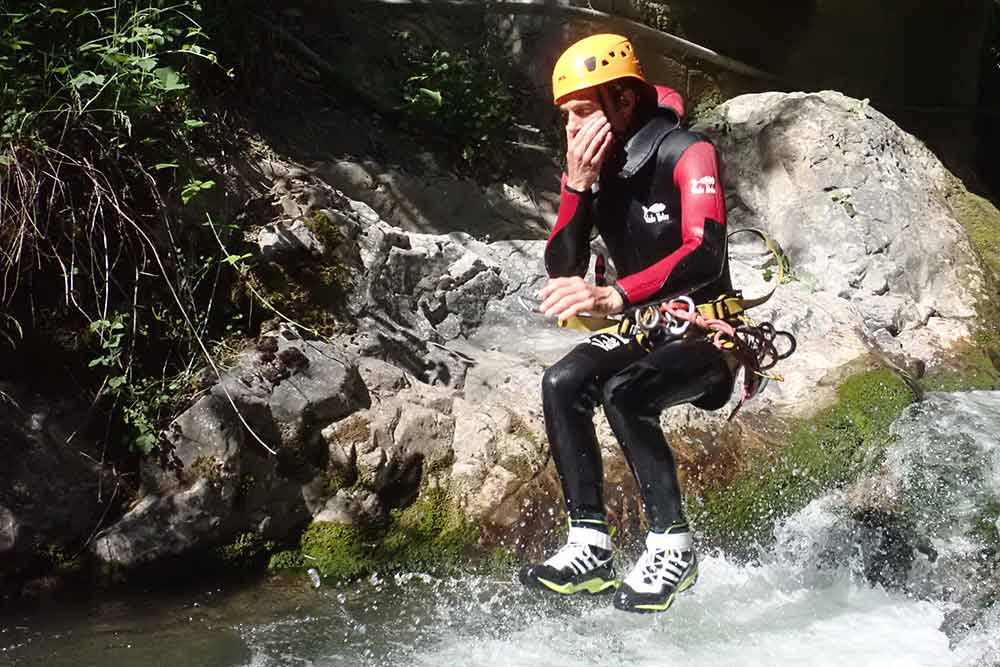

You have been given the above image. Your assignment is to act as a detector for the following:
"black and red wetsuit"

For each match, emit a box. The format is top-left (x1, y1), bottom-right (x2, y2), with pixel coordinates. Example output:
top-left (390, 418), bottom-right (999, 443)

top-left (541, 86), bottom-right (735, 532)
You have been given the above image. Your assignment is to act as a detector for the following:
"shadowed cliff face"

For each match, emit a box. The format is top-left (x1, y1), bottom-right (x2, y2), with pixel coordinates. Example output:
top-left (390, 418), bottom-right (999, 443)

top-left (667, 0), bottom-right (992, 190)
top-left (669, 0), bottom-right (987, 105)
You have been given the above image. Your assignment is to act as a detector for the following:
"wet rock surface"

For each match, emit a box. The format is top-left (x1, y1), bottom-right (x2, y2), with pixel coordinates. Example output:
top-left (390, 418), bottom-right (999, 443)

top-left (0, 386), bottom-right (114, 585)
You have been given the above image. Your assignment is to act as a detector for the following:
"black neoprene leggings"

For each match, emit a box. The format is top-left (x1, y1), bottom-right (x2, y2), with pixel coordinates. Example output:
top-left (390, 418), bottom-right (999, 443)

top-left (541, 331), bottom-right (734, 532)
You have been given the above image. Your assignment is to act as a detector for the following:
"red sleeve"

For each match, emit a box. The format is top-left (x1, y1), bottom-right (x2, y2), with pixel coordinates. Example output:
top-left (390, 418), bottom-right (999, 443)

top-left (543, 173), bottom-right (593, 277)
top-left (616, 141), bottom-right (726, 304)
top-left (549, 173), bottom-right (577, 241)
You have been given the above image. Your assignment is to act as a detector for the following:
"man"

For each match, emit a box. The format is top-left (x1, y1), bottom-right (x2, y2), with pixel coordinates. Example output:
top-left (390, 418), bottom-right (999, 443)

top-left (518, 33), bottom-right (734, 614)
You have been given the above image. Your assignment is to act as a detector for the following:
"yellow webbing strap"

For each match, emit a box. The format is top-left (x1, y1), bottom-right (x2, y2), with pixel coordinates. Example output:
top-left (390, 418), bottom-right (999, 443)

top-left (696, 295), bottom-right (746, 321)
top-left (557, 314), bottom-right (623, 334)
top-left (727, 228), bottom-right (785, 311)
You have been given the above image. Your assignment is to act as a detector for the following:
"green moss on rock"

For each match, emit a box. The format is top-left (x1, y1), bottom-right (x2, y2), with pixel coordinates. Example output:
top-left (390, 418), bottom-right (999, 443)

top-left (217, 531), bottom-right (275, 567)
top-left (268, 550), bottom-right (305, 571)
top-left (235, 209), bottom-right (360, 336)
top-left (242, 261), bottom-right (344, 336)
top-left (480, 547), bottom-right (519, 575)
top-left (507, 412), bottom-right (539, 445)
top-left (691, 369), bottom-right (916, 550)
top-left (971, 498), bottom-right (1000, 546)
top-left (941, 181), bottom-right (1000, 390)
top-left (921, 341), bottom-right (1000, 392)
top-left (275, 487), bottom-right (479, 582)
top-left (300, 522), bottom-right (372, 581)
top-left (381, 486), bottom-right (478, 571)
top-left (190, 455), bottom-right (223, 482)
top-left (947, 183), bottom-right (1000, 283)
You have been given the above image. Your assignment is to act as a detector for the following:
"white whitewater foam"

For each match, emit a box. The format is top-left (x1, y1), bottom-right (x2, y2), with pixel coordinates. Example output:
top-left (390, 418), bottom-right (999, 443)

top-left (410, 556), bottom-right (953, 667)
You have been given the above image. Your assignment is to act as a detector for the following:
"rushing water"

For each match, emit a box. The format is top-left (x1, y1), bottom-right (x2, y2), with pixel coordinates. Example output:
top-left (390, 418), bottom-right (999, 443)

top-left (3, 392), bottom-right (999, 667)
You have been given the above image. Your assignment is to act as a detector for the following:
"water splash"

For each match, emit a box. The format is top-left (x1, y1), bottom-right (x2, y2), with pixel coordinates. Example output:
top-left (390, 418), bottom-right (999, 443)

top-left (5, 393), bottom-right (1000, 666)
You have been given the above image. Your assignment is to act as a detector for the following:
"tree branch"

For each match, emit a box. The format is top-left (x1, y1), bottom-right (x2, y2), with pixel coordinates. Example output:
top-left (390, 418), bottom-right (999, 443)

top-left (358, 0), bottom-right (777, 81)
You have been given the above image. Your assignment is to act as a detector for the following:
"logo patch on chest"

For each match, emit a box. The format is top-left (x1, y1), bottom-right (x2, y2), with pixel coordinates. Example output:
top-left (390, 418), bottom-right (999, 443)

top-left (642, 202), bottom-right (670, 224)
top-left (690, 176), bottom-right (717, 195)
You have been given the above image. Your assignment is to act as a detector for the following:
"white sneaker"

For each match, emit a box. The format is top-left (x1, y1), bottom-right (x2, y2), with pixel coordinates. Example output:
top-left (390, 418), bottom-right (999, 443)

top-left (613, 530), bottom-right (698, 613)
top-left (519, 525), bottom-right (618, 595)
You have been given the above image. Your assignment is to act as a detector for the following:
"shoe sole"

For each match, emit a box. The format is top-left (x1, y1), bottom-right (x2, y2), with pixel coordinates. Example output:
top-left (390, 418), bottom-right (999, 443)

top-left (532, 575), bottom-right (620, 595)
top-left (619, 568), bottom-right (699, 613)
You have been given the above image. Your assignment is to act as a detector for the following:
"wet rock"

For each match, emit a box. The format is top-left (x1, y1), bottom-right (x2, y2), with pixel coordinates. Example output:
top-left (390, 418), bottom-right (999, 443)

top-left (697, 91), bottom-right (986, 388)
top-left (28, 90), bottom-right (1000, 587)
top-left (91, 479), bottom-right (226, 569)
top-left (314, 489), bottom-right (383, 525)
top-left (320, 386), bottom-right (456, 514)
top-left (356, 357), bottom-right (411, 394)
top-left (0, 386), bottom-right (113, 582)
top-left (90, 336), bottom-right (370, 571)
top-left (257, 219), bottom-right (325, 259)
top-left (316, 158), bottom-right (554, 240)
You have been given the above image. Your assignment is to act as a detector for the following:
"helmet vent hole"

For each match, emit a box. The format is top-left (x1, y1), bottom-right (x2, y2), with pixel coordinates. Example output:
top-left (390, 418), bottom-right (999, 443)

top-left (601, 59), bottom-right (609, 66)
top-left (620, 50), bottom-right (627, 57)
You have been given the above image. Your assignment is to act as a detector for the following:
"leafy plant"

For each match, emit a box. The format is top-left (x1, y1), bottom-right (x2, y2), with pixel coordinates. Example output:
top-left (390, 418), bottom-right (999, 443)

top-left (87, 312), bottom-right (194, 454)
top-left (1, 1), bottom-right (219, 143)
top-left (181, 177), bottom-right (215, 204)
top-left (399, 32), bottom-right (516, 176)
top-left (88, 314), bottom-right (128, 370)
top-left (0, 1), bottom-right (244, 460)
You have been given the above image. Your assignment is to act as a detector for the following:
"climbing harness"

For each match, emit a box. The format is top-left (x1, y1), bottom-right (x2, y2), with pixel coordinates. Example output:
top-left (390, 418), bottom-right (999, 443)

top-left (528, 228), bottom-right (797, 420)
top-left (636, 291), bottom-right (796, 420)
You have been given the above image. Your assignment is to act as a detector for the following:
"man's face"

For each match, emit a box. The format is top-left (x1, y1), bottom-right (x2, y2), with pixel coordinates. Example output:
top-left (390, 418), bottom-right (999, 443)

top-left (560, 89), bottom-right (604, 138)
top-left (559, 86), bottom-right (635, 138)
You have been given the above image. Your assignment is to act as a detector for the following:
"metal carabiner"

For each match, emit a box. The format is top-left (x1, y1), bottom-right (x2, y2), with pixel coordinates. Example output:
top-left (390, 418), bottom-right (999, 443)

top-left (666, 296), bottom-right (695, 335)
top-left (636, 305), bottom-right (662, 331)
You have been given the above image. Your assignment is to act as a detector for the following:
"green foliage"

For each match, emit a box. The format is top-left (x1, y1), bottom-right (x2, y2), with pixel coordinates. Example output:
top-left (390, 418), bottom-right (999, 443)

top-left (218, 531), bottom-right (275, 567)
top-left (692, 370), bottom-right (917, 550)
top-left (87, 314), bottom-right (128, 370)
top-left (1, 0), bottom-right (218, 144)
top-left (0, 2), bottom-right (249, 463)
top-left (181, 178), bottom-right (216, 204)
top-left (87, 312), bottom-right (194, 454)
top-left (399, 32), bottom-right (516, 176)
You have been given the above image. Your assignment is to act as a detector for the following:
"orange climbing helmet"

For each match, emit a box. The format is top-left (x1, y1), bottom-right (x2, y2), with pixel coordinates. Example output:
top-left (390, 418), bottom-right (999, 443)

top-left (551, 33), bottom-right (647, 105)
